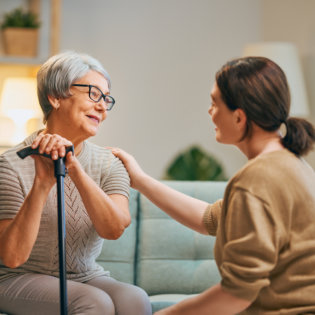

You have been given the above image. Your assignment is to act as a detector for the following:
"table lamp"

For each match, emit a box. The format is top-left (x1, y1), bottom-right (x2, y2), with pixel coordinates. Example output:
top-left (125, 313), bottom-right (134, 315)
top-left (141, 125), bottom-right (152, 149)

top-left (0, 77), bottom-right (43, 146)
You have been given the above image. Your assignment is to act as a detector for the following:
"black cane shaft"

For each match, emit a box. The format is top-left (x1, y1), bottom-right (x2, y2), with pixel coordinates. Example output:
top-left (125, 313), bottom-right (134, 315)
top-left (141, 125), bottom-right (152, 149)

top-left (56, 175), bottom-right (68, 315)
top-left (16, 144), bottom-right (73, 315)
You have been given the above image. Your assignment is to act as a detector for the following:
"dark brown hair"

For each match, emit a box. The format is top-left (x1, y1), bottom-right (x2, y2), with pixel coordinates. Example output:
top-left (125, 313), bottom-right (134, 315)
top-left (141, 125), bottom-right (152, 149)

top-left (215, 56), bottom-right (315, 156)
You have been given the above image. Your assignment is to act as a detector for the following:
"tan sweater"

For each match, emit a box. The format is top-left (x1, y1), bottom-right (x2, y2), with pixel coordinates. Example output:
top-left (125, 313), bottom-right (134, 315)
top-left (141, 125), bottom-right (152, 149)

top-left (203, 149), bottom-right (315, 314)
top-left (0, 132), bottom-right (130, 283)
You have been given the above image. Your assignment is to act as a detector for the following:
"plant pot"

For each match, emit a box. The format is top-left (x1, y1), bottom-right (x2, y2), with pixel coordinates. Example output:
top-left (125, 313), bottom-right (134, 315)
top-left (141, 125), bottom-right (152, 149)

top-left (2, 27), bottom-right (39, 57)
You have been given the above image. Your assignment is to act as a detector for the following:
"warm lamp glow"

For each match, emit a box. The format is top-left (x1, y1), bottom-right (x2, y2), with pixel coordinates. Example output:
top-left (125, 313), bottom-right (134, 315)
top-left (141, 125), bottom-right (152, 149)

top-left (0, 77), bottom-right (43, 145)
top-left (243, 42), bottom-right (310, 117)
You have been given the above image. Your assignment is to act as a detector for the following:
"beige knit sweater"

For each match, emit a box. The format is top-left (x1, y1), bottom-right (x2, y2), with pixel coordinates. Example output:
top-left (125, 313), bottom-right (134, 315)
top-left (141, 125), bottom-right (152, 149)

top-left (0, 132), bottom-right (130, 283)
top-left (203, 149), bottom-right (315, 314)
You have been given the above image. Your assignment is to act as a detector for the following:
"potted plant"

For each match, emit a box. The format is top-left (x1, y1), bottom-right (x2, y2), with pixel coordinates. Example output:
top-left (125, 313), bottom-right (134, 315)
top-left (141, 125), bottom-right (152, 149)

top-left (1, 7), bottom-right (40, 57)
top-left (164, 145), bottom-right (227, 181)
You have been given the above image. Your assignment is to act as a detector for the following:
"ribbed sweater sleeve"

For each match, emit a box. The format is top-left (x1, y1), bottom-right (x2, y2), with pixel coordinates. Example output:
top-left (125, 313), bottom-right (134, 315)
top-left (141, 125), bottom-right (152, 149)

top-left (101, 154), bottom-right (130, 197)
top-left (0, 156), bottom-right (24, 219)
top-left (202, 199), bottom-right (222, 236)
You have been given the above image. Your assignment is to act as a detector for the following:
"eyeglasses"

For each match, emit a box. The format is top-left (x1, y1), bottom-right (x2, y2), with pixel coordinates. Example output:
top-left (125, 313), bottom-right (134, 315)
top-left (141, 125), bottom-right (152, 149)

top-left (71, 84), bottom-right (115, 111)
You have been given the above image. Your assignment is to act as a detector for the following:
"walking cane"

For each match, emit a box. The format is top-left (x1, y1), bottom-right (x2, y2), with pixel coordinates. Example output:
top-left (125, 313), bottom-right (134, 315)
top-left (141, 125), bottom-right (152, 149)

top-left (17, 145), bottom-right (74, 315)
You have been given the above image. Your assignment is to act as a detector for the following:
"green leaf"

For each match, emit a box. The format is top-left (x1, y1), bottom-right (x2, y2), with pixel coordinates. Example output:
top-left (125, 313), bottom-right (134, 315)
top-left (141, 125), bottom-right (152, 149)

top-left (164, 145), bottom-right (227, 181)
top-left (1, 7), bottom-right (40, 29)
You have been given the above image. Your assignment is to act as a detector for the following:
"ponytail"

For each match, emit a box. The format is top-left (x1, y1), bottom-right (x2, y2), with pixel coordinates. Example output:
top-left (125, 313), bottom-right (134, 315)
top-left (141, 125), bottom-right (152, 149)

top-left (281, 117), bottom-right (315, 156)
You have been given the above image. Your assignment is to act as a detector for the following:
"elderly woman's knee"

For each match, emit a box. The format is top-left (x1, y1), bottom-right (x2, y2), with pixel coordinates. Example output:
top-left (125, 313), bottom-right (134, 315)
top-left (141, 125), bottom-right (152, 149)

top-left (134, 285), bottom-right (150, 303)
top-left (69, 285), bottom-right (115, 315)
top-left (118, 284), bottom-right (152, 314)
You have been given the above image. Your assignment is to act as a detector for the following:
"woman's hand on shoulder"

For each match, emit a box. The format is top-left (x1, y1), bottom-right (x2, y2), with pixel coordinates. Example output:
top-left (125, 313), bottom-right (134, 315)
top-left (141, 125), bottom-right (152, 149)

top-left (108, 147), bottom-right (147, 189)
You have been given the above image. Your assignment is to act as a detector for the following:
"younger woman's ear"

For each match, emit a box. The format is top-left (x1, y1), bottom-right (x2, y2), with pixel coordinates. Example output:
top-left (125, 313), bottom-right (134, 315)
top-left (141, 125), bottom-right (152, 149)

top-left (47, 95), bottom-right (60, 110)
top-left (234, 108), bottom-right (247, 130)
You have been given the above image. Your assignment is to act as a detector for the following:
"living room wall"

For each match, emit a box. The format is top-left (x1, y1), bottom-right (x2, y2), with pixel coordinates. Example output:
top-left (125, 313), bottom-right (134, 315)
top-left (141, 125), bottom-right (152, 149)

top-left (1, 0), bottom-right (313, 177)
top-left (59, 0), bottom-right (259, 178)
top-left (262, 0), bottom-right (315, 169)
top-left (58, 0), bottom-right (314, 178)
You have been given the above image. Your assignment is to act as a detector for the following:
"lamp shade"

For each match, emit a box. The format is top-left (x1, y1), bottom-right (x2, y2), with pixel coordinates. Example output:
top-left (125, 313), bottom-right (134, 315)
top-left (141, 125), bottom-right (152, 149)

top-left (0, 77), bottom-right (43, 145)
top-left (243, 42), bottom-right (309, 117)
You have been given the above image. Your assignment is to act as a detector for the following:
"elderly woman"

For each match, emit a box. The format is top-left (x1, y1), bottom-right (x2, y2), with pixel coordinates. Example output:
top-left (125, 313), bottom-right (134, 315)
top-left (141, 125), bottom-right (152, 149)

top-left (0, 51), bottom-right (151, 315)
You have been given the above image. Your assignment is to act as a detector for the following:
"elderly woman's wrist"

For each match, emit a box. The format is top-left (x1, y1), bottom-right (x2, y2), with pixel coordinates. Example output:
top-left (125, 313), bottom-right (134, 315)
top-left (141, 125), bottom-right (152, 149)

top-left (33, 176), bottom-right (54, 193)
top-left (67, 161), bottom-right (84, 181)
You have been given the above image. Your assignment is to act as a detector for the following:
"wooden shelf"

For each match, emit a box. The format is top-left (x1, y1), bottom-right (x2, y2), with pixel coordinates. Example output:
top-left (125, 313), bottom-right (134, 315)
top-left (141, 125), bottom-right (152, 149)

top-left (0, 0), bottom-right (61, 64)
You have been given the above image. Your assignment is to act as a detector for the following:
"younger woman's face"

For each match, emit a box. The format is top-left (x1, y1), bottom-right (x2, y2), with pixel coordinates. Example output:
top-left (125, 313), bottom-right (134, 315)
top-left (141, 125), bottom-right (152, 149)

top-left (208, 82), bottom-right (242, 144)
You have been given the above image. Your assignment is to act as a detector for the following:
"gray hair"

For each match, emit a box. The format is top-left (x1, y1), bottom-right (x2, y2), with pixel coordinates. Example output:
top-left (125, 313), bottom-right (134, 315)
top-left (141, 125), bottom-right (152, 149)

top-left (37, 51), bottom-right (111, 123)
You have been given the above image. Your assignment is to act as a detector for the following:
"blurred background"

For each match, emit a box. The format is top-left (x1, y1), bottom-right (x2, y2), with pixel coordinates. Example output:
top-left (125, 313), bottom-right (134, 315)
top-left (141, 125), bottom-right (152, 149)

top-left (0, 0), bottom-right (314, 179)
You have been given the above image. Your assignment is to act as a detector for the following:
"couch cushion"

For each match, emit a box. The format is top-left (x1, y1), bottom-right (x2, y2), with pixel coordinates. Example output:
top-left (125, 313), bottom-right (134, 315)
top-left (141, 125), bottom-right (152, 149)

top-left (96, 188), bottom-right (139, 284)
top-left (150, 294), bottom-right (198, 313)
top-left (136, 180), bottom-right (226, 295)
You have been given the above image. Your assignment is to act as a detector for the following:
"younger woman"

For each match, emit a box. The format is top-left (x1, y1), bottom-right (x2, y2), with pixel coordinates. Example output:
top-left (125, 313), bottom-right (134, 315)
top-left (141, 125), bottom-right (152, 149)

top-left (112, 56), bottom-right (315, 314)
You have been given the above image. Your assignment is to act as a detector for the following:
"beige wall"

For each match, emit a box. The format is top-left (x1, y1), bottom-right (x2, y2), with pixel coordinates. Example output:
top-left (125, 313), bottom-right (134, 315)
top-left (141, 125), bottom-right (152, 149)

top-left (60, 0), bottom-right (261, 178)
top-left (59, 0), bottom-right (315, 178)
top-left (262, 0), bottom-right (315, 168)
top-left (3, 0), bottom-right (314, 177)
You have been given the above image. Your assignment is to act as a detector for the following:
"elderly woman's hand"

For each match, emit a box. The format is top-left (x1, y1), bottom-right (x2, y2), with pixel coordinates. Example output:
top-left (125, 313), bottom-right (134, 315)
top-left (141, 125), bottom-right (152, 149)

top-left (32, 132), bottom-right (73, 160)
top-left (31, 133), bottom-right (76, 188)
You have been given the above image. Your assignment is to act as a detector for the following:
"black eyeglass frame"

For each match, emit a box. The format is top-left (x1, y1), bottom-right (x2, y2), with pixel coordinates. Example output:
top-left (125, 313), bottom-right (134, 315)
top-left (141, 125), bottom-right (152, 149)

top-left (71, 84), bottom-right (115, 111)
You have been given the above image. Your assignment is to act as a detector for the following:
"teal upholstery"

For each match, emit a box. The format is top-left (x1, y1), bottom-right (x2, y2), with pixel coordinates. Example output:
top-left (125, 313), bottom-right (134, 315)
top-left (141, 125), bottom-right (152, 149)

top-left (0, 181), bottom-right (226, 314)
top-left (97, 189), bottom-right (139, 284)
top-left (136, 181), bottom-right (223, 295)
top-left (99, 180), bottom-right (227, 312)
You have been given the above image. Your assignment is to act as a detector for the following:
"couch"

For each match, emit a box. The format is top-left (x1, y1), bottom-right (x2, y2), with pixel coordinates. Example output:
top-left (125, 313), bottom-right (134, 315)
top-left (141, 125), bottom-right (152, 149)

top-left (0, 180), bottom-right (226, 315)
top-left (97, 180), bottom-right (227, 313)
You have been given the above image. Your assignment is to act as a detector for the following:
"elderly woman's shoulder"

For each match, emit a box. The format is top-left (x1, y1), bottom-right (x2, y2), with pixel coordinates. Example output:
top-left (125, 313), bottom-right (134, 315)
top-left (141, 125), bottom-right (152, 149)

top-left (84, 141), bottom-right (116, 161)
top-left (0, 142), bottom-right (31, 166)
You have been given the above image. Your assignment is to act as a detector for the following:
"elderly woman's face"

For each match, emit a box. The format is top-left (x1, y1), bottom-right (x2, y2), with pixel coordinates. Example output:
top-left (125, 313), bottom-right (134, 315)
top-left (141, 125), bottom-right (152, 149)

top-left (55, 70), bottom-right (110, 140)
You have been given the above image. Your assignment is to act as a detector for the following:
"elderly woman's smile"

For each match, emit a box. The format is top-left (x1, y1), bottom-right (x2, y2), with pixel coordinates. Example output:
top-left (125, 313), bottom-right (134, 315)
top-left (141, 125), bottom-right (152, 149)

top-left (86, 114), bottom-right (101, 124)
